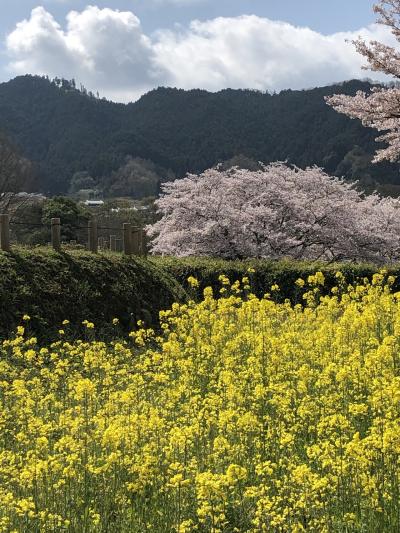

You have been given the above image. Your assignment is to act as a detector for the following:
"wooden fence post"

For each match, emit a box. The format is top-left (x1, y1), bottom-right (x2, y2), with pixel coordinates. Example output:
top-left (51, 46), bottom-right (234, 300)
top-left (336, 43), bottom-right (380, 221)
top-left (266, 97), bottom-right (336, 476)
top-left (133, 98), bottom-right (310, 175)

top-left (140, 228), bottom-right (147, 257)
top-left (0, 214), bottom-right (10, 252)
top-left (131, 227), bottom-right (140, 255)
top-left (88, 219), bottom-right (98, 253)
top-left (123, 223), bottom-right (132, 255)
top-left (137, 228), bottom-right (143, 256)
top-left (110, 235), bottom-right (117, 252)
top-left (51, 218), bottom-right (61, 252)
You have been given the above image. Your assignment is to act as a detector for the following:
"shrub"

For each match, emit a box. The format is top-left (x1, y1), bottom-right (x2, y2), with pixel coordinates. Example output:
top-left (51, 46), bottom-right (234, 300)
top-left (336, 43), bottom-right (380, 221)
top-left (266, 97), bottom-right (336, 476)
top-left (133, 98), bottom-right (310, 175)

top-left (0, 248), bottom-right (186, 341)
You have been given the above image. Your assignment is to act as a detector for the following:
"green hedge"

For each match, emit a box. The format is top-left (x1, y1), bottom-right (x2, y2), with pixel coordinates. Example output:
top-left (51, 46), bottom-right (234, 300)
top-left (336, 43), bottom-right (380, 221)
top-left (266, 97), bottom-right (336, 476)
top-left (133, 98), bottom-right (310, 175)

top-left (0, 249), bottom-right (187, 341)
top-left (2, 251), bottom-right (400, 342)
top-left (153, 257), bottom-right (397, 304)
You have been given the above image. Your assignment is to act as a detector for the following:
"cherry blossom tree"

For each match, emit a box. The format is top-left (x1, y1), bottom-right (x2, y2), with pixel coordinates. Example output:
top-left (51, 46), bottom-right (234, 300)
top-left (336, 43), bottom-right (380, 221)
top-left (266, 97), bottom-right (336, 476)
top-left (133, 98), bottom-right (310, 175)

top-left (147, 164), bottom-right (400, 262)
top-left (326, 0), bottom-right (400, 162)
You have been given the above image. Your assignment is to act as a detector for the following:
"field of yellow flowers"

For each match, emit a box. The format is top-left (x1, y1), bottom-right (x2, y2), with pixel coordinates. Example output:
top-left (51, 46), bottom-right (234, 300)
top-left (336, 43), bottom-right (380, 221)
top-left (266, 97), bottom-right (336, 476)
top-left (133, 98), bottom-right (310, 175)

top-left (1, 272), bottom-right (400, 532)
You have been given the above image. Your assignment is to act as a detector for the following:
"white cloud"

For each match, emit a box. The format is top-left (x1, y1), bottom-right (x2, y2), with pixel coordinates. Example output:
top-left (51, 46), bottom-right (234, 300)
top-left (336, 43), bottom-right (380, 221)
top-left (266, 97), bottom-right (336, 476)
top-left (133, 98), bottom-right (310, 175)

top-left (153, 16), bottom-right (395, 93)
top-left (6, 6), bottom-right (168, 101)
top-left (5, 6), bottom-right (397, 102)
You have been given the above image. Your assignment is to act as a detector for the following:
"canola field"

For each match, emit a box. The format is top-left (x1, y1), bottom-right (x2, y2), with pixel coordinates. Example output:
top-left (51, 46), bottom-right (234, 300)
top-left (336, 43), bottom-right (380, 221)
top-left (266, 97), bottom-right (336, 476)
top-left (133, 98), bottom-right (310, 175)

top-left (1, 272), bottom-right (400, 532)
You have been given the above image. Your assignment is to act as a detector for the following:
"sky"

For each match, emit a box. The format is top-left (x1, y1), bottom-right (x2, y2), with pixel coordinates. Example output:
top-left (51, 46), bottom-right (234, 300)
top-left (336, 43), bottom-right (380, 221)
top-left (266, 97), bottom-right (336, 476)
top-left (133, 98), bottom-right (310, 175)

top-left (0, 0), bottom-right (394, 102)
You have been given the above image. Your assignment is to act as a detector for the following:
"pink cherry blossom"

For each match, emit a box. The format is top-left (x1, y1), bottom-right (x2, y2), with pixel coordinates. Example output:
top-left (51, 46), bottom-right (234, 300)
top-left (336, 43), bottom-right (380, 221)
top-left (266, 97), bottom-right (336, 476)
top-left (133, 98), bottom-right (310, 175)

top-left (147, 163), bottom-right (400, 262)
top-left (327, 1), bottom-right (400, 162)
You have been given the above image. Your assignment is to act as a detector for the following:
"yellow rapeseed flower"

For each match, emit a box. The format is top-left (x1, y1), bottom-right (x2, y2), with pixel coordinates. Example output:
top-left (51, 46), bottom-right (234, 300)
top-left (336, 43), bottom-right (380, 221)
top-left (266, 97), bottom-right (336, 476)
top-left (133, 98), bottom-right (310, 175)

top-left (0, 274), bottom-right (399, 531)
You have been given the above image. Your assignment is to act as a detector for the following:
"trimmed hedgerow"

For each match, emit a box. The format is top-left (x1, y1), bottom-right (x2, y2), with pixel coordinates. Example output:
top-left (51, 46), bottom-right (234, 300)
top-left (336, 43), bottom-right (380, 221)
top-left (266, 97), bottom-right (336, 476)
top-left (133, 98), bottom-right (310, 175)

top-left (1, 250), bottom-right (400, 341)
top-left (152, 256), bottom-right (396, 304)
top-left (0, 248), bottom-right (187, 341)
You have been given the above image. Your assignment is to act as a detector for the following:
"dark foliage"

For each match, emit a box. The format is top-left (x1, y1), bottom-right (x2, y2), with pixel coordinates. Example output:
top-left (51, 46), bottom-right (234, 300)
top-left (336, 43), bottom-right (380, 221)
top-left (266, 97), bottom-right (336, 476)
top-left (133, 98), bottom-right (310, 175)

top-left (0, 132), bottom-right (38, 210)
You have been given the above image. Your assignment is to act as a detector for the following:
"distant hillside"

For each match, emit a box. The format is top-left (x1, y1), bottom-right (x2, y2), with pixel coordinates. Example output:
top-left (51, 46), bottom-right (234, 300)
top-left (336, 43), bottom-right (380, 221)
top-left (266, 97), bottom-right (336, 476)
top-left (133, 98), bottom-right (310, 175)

top-left (0, 75), bottom-right (399, 195)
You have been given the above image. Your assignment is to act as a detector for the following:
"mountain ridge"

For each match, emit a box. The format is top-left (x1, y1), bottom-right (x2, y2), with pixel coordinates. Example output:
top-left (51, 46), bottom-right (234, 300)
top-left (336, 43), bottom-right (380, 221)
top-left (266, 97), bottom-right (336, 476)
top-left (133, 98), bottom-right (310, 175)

top-left (0, 75), bottom-right (399, 196)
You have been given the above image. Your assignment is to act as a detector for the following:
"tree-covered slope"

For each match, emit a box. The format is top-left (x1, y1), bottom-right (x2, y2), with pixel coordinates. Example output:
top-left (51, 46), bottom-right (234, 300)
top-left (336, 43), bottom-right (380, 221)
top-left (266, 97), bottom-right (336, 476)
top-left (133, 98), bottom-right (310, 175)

top-left (0, 75), bottom-right (399, 194)
top-left (0, 76), bottom-right (126, 192)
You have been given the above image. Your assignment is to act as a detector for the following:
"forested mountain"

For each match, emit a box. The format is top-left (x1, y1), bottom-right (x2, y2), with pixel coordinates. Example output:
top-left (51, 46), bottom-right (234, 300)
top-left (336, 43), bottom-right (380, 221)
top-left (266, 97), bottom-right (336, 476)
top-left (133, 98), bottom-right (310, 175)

top-left (0, 75), bottom-right (399, 196)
